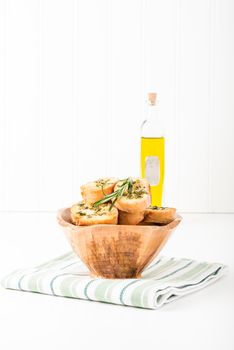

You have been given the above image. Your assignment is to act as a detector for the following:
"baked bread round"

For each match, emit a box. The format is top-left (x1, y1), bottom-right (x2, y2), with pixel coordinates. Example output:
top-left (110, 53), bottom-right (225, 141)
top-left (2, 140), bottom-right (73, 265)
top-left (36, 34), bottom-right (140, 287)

top-left (70, 201), bottom-right (118, 226)
top-left (118, 210), bottom-right (145, 225)
top-left (80, 177), bottom-right (118, 206)
top-left (143, 206), bottom-right (176, 225)
top-left (114, 178), bottom-right (151, 213)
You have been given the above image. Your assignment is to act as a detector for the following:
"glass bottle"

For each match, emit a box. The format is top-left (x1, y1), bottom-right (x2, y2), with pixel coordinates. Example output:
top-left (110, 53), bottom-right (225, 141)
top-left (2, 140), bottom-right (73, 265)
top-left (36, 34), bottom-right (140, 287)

top-left (140, 92), bottom-right (165, 206)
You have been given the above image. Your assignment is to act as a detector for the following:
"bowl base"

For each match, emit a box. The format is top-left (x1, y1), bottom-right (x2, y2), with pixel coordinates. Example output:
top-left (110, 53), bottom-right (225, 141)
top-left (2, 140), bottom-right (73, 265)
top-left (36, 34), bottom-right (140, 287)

top-left (91, 273), bottom-right (142, 279)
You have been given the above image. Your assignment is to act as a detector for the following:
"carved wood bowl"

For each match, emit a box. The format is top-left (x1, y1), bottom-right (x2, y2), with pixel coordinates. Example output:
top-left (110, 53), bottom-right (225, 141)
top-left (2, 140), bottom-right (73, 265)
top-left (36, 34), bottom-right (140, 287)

top-left (57, 208), bottom-right (182, 279)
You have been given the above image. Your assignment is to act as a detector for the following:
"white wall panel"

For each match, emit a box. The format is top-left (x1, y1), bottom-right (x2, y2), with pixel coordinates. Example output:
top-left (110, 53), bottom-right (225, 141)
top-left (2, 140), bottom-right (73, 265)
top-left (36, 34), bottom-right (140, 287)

top-left (38, 0), bottom-right (74, 210)
top-left (72, 0), bottom-right (108, 202)
top-left (1, 0), bottom-right (40, 210)
top-left (0, 0), bottom-right (234, 212)
top-left (177, 0), bottom-right (210, 211)
top-left (210, 0), bottom-right (234, 212)
top-left (107, 0), bottom-right (142, 179)
top-left (0, 0), bottom-right (7, 210)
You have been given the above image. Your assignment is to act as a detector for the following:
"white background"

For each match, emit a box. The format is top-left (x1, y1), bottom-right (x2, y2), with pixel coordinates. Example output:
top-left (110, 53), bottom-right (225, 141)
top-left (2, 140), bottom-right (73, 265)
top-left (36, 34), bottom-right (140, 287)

top-left (0, 0), bottom-right (234, 213)
top-left (0, 2), bottom-right (234, 349)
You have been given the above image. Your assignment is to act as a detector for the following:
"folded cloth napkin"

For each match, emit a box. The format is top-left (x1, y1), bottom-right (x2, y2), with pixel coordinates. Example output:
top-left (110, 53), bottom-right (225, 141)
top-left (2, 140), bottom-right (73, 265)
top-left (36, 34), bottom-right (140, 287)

top-left (1, 252), bottom-right (227, 309)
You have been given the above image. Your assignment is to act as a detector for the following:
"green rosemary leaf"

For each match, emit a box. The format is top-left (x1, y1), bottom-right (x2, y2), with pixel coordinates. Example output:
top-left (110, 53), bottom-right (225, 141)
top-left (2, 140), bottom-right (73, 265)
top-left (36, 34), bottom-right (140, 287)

top-left (109, 197), bottom-right (116, 210)
top-left (93, 177), bottom-right (134, 210)
top-left (78, 211), bottom-right (86, 216)
top-left (119, 184), bottom-right (127, 197)
top-left (128, 177), bottom-right (133, 194)
top-left (93, 195), bottom-right (114, 207)
top-left (101, 187), bottom-right (106, 196)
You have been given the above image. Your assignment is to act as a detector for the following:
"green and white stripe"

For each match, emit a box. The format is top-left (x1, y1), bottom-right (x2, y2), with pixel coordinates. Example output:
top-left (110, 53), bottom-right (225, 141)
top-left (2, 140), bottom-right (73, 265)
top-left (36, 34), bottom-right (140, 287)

top-left (1, 252), bottom-right (227, 309)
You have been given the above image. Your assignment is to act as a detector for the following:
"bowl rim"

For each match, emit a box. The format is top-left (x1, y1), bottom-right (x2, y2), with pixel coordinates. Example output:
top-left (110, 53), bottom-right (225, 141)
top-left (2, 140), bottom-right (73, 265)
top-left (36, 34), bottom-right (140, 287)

top-left (57, 207), bottom-right (182, 231)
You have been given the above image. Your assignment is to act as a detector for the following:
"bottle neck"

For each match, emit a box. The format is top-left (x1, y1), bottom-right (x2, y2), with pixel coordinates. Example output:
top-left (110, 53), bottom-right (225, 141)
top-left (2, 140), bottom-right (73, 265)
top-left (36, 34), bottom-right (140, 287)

top-left (147, 104), bottom-right (159, 119)
top-left (141, 102), bottom-right (164, 137)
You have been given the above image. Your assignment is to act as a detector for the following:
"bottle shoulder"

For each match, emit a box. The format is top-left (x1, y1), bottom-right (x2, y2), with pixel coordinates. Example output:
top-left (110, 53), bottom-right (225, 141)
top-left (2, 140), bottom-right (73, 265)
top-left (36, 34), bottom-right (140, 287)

top-left (141, 117), bottom-right (164, 137)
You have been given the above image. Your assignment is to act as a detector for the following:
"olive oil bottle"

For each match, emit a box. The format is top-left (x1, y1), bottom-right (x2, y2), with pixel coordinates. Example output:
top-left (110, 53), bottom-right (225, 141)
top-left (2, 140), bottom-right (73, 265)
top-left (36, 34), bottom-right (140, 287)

top-left (141, 93), bottom-right (165, 206)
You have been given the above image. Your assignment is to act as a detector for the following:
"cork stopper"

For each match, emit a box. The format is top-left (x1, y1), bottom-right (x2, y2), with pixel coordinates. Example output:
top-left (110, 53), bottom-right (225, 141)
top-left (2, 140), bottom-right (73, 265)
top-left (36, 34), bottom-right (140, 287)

top-left (148, 92), bottom-right (157, 105)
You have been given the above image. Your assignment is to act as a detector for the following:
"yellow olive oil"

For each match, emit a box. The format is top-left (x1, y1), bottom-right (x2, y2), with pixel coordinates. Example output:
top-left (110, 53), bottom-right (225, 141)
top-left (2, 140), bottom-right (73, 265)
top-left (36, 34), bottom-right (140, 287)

top-left (140, 93), bottom-right (165, 206)
top-left (141, 137), bottom-right (165, 206)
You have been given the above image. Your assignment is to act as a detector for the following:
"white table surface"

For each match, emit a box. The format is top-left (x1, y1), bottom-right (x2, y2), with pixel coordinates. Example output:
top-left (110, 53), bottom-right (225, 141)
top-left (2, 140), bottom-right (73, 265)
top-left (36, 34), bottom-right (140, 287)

top-left (0, 212), bottom-right (233, 350)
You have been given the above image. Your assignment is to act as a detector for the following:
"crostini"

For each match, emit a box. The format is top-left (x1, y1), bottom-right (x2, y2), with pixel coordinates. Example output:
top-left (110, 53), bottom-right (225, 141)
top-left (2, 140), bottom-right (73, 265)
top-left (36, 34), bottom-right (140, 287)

top-left (80, 177), bottom-right (118, 206)
top-left (71, 201), bottom-right (118, 226)
top-left (118, 210), bottom-right (145, 225)
top-left (114, 178), bottom-right (151, 213)
top-left (143, 206), bottom-right (176, 225)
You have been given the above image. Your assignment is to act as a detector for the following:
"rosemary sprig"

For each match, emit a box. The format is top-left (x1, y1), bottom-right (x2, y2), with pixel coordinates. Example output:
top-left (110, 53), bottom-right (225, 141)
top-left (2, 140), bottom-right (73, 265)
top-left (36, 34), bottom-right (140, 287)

top-left (95, 178), bottom-right (110, 196)
top-left (128, 177), bottom-right (133, 194)
top-left (93, 177), bottom-right (132, 210)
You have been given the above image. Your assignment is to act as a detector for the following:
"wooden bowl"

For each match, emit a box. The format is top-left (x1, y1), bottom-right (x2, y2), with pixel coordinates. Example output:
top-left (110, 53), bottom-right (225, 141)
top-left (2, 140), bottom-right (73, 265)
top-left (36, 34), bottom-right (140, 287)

top-left (57, 208), bottom-right (182, 279)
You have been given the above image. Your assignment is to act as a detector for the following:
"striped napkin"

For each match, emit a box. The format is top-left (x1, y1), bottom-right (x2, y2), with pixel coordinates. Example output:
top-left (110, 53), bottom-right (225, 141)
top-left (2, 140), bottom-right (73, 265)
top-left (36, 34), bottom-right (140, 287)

top-left (1, 252), bottom-right (227, 309)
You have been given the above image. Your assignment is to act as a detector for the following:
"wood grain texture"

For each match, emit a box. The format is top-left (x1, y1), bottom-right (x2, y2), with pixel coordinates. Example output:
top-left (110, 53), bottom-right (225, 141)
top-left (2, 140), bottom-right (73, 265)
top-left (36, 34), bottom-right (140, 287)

top-left (57, 207), bottom-right (182, 279)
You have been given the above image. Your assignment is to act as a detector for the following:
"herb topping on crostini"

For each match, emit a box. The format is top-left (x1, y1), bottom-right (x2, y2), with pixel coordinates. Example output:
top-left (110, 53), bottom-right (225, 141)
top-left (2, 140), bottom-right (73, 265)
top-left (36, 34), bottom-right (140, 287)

top-left (93, 177), bottom-right (148, 210)
top-left (148, 206), bottom-right (166, 210)
top-left (95, 178), bottom-right (112, 188)
top-left (74, 202), bottom-right (113, 217)
top-left (71, 200), bottom-right (118, 226)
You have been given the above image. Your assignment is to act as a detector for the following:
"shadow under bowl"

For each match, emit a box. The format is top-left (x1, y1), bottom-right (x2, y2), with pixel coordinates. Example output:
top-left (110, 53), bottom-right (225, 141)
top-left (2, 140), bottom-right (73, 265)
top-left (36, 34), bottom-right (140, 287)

top-left (57, 208), bottom-right (182, 279)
